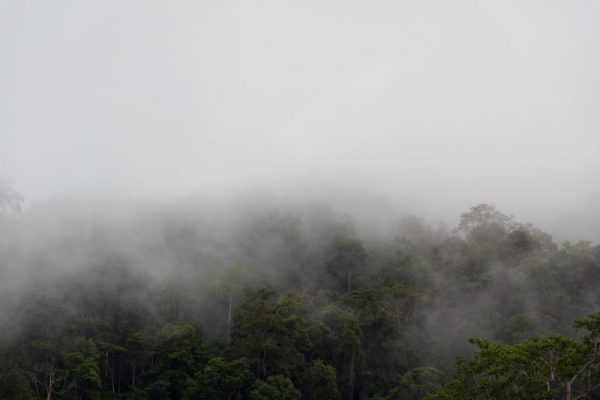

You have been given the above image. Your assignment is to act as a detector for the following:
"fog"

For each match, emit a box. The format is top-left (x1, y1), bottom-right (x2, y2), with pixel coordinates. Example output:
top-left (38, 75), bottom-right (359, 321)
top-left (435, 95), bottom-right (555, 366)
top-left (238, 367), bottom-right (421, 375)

top-left (2, 6), bottom-right (600, 397)
top-left (2, 0), bottom-right (600, 242)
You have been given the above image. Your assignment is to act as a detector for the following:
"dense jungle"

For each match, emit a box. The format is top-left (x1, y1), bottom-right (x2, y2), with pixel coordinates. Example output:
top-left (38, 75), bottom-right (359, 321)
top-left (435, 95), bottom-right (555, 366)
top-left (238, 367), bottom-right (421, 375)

top-left (1, 187), bottom-right (600, 400)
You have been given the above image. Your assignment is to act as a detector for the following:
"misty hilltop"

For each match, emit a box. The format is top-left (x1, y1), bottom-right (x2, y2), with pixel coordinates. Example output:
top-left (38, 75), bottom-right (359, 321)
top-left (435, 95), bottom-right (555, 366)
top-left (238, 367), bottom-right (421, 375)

top-left (1, 1), bottom-right (599, 242)
top-left (2, 1), bottom-right (600, 399)
top-left (1, 189), bottom-right (600, 399)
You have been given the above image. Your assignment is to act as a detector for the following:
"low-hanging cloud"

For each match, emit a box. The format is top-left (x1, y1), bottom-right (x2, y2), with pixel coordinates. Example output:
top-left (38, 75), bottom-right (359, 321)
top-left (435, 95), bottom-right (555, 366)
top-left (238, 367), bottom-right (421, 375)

top-left (1, 0), bottom-right (599, 242)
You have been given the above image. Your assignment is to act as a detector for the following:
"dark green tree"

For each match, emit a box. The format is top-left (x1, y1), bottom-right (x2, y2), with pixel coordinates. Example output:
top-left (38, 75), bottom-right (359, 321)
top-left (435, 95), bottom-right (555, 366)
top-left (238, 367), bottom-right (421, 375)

top-left (232, 289), bottom-right (311, 379)
top-left (184, 357), bottom-right (254, 400)
top-left (326, 238), bottom-right (367, 293)
top-left (429, 313), bottom-right (600, 400)
top-left (65, 338), bottom-right (102, 399)
top-left (301, 360), bottom-right (340, 400)
top-left (144, 323), bottom-right (207, 400)
top-left (249, 375), bottom-right (301, 400)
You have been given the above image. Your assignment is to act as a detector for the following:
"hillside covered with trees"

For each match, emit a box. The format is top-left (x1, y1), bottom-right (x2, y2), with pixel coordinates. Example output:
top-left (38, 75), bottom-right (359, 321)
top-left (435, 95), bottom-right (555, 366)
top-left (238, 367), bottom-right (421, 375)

top-left (1, 190), bottom-right (600, 399)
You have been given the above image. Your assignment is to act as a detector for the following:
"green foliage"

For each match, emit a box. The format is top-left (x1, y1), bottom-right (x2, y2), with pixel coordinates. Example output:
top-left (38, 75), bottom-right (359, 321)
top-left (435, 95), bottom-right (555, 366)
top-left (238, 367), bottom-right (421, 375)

top-left (0, 351), bottom-right (37, 400)
top-left (144, 323), bottom-right (207, 400)
top-left (326, 238), bottom-right (367, 293)
top-left (184, 357), bottom-right (254, 400)
top-left (574, 312), bottom-right (600, 338)
top-left (1, 203), bottom-right (600, 400)
top-left (232, 289), bottom-right (311, 378)
top-left (428, 333), bottom-right (598, 399)
top-left (65, 338), bottom-right (102, 398)
top-left (386, 367), bottom-right (444, 400)
top-left (249, 375), bottom-right (301, 400)
top-left (301, 360), bottom-right (340, 400)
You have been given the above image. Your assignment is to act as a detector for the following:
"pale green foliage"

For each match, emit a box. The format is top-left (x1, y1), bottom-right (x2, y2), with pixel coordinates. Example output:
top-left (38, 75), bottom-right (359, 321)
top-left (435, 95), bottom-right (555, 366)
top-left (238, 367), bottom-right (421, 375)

top-left (66, 339), bottom-right (102, 392)
top-left (429, 328), bottom-right (600, 400)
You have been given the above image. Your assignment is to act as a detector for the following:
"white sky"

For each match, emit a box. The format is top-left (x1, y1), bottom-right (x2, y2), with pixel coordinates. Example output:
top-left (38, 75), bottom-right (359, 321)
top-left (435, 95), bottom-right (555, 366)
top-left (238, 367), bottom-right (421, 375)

top-left (1, 1), bottom-right (599, 240)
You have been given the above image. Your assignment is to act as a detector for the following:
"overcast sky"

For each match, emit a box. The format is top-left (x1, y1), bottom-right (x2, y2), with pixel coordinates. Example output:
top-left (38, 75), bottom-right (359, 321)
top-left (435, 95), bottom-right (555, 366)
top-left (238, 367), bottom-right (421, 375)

top-left (1, 1), bottom-right (599, 240)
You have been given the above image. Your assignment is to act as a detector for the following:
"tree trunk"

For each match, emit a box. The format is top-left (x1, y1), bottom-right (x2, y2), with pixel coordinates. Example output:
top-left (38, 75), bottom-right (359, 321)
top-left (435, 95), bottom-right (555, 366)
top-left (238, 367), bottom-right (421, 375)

top-left (46, 359), bottom-right (55, 400)
top-left (111, 353), bottom-right (115, 393)
top-left (227, 293), bottom-right (232, 343)
top-left (347, 270), bottom-right (351, 293)
top-left (261, 348), bottom-right (267, 379)
top-left (171, 291), bottom-right (179, 322)
top-left (118, 354), bottom-right (122, 393)
top-left (32, 371), bottom-right (41, 398)
top-left (104, 351), bottom-right (109, 385)
top-left (132, 359), bottom-right (136, 386)
top-left (348, 350), bottom-right (355, 400)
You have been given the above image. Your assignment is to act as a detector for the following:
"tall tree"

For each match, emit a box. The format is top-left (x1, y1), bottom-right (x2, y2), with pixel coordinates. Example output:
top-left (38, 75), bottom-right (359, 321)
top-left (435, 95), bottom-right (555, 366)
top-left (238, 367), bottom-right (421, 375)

top-left (430, 314), bottom-right (600, 400)
top-left (232, 288), bottom-right (311, 379)
top-left (301, 360), bottom-right (340, 400)
top-left (326, 238), bottom-right (367, 293)
top-left (249, 375), bottom-right (301, 400)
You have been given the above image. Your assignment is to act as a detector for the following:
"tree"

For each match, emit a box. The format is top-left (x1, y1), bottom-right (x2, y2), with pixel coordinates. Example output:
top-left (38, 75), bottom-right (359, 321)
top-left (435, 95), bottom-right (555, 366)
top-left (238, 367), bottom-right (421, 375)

top-left (301, 360), bottom-right (340, 400)
top-left (249, 375), bottom-right (301, 400)
top-left (145, 323), bottom-right (207, 400)
top-left (333, 312), bottom-right (363, 400)
top-left (386, 367), bottom-right (444, 400)
top-left (458, 204), bottom-right (514, 233)
top-left (65, 338), bottom-right (102, 399)
top-left (217, 265), bottom-right (249, 344)
top-left (429, 336), bottom-right (581, 399)
top-left (0, 350), bottom-right (37, 400)
top-left (23, 338), bottom-right (71, 400)
top-left (326, 238), bottom-right (367, 293)
top-left (429, 313), bottom-right (600, 400)
top-left (232, 289), bottom-right (311, 379)
top-left (184, 357), bottom-right (254, 400)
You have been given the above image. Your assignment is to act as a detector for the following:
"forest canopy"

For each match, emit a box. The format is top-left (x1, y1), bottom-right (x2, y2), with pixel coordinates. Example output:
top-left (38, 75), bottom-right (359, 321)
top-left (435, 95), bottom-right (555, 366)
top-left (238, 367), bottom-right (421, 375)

top-left (1, 195), bottom-right (599, 400)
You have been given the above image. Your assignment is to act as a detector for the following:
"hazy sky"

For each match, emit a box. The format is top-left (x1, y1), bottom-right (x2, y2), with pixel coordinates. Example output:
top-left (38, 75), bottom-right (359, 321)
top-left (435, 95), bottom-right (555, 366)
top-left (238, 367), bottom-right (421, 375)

top-left (1, 1), bottom-right (599, 240)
